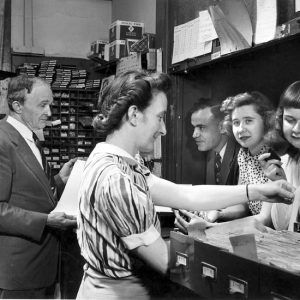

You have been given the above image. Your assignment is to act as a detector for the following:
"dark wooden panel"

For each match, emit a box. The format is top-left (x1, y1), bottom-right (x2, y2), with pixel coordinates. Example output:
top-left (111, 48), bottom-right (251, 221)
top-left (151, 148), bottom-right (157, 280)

top-left (157, 0), bottom-right (300, 185)
top-left (179, 76), bottom-right (210, 184)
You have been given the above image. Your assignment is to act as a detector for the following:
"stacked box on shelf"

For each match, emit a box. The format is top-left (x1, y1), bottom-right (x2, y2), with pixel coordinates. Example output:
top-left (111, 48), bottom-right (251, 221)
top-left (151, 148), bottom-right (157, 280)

top-left (69, 69), bottom-right (87, 89)
top-left (109, 40), bottom-right (126, 60)
top-left (16, 63), bottom-right (39, 78)
top-left (38, 60), bottom-right (57, 85)
top-left (109, 20), bottom-right (144, 42)
top-left (90, 40), bottom-right (108, 59)
top-left (108, 20), bottom-right (144, 61)
top-left (86, 79), bottom-right (101, 89)
top-left (52, 68), bottom-right (72, 89)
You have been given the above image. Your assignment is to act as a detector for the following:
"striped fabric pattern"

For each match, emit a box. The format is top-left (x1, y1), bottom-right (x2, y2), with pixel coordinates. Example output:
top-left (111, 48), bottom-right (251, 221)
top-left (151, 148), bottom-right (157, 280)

top-left (77, 143), bottom-right (161, 278)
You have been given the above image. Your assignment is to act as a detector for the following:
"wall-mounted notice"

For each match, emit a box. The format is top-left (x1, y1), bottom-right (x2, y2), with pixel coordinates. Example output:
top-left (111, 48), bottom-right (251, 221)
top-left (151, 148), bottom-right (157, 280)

top-left (296, 0), bottom-right (300, 12)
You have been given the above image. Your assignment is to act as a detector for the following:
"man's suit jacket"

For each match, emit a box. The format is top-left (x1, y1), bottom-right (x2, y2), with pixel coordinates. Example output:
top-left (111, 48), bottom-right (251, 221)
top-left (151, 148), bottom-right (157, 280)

top-left (205, 136), bottom-right (240, 185)
top-left (0, 119), bottom-right (63, 290)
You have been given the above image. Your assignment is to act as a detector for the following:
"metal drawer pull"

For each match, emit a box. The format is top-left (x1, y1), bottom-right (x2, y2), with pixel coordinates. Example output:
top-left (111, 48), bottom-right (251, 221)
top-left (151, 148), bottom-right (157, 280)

top-left (271, 291), bottom-right (292, 300)
top-left (201, 262), bottom-right (217, 280)
top-left (175, 251), bottom-right (189, 269)
top-left (228, 275), bottom-right (248, 298)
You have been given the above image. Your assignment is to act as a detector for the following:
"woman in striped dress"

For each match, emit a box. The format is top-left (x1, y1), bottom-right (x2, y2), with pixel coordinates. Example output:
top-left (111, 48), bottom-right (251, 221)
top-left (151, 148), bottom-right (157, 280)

top-left (76, 70), bottom-right (294, 299)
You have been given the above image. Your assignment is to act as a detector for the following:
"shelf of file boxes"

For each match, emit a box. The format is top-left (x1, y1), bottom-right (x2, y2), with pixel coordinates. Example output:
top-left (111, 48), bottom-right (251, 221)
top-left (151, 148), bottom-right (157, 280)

top-left (170, 31), bottom-right (300, 75)
top-left (42, 88), bottom-right (104, 172)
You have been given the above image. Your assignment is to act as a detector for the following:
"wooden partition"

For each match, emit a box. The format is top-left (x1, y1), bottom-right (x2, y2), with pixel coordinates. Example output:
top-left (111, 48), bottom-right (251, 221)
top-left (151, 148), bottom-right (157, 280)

top-left (157, 0), bottom-right (300, 185)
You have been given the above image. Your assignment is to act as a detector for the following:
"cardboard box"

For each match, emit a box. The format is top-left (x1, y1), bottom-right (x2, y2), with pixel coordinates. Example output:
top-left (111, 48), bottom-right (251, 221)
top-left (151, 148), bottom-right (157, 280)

top-left (109, 40), bottom-right (126, 60)
top-left (90, 40), bottom-right (108, 59)
top-left (109, 20), bottom-right (144, 42)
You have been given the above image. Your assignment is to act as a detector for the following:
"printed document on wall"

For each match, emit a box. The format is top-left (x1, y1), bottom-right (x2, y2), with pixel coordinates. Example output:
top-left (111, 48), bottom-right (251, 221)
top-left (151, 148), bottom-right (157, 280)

top-left (172, 23), bottom-right (186, 64)
top-left (172, 15), bottom-right (214, 65)
top-left (296, 0), bottom-right (300, 12)
top-left (198, 10), bottom-right (218, 43)
top-left (253, 0), bottom-right (277, 44)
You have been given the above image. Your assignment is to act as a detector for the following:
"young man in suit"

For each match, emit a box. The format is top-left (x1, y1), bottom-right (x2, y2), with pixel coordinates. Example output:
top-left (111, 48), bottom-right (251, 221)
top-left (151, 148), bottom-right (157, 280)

top-left (0, 75), bottom-right (77, 299)
top-left (190, 99), bottom-right (244, 222)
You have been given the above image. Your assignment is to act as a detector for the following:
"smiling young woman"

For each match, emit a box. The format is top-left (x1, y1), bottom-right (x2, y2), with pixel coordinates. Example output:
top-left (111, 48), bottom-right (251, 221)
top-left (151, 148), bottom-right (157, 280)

top-left (220, 92), bottom-right (276, 224)
top-left (262, 81), bottom-right (300, 231)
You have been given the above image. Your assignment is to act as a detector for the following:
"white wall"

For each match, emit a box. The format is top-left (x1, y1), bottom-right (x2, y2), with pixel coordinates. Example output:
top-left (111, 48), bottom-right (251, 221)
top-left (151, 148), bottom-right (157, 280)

top-left (112, 0), bottom-right (156, 33)
top-left (11, 0), bottom-right (112, 58)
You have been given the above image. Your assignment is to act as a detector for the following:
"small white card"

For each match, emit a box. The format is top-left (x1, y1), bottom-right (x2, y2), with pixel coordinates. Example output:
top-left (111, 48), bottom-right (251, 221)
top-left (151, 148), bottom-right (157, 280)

top-left (229, 233), bottom-right (258, 261)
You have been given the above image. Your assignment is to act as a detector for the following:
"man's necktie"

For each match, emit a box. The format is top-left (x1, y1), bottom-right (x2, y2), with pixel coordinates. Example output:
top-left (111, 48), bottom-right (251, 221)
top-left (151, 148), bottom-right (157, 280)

top-left (32, 132), bottom-right (51, 179)
top-left (215, 152), bottom-right (222, 184)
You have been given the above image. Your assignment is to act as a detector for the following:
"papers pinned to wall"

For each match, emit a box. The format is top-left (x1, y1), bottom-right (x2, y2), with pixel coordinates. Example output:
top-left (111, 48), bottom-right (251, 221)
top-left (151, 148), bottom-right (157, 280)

top-left (296, 0), bottom-right (300, 12)
top-left (252, 0), bottom-right (277, 44)
top-left (209, 0), bottom-right (252, 56)
top-left (198, 10), bottom-right (218, 43)
top-left (172, 11), bottom-right (215, 65)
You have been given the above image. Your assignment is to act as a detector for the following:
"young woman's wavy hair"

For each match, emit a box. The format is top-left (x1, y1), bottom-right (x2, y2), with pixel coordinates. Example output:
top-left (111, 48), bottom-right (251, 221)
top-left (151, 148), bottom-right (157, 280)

top-left (267, 81), bottom-right (300, 158)
top-left (221, 91), bottom-right (275, 139)
top-left (93, 70), bottom-right (172, 136)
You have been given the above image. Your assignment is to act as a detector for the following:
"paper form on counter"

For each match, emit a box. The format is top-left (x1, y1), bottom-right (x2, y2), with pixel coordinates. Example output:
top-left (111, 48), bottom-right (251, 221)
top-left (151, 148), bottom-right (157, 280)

top-left (52, 159), bottom-right (85, 216)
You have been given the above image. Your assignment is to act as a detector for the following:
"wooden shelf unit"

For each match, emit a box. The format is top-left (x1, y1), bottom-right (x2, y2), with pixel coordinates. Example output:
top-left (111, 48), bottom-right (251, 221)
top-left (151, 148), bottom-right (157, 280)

top-left (169, 32), bottom-right (300, 75)
top-left (43, 88), bottom-right (104, 171)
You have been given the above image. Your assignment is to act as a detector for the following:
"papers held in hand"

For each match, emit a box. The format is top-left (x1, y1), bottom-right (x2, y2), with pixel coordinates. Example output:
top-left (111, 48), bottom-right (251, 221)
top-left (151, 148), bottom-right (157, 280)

top-left (52, 159), bottom-right (85, 216)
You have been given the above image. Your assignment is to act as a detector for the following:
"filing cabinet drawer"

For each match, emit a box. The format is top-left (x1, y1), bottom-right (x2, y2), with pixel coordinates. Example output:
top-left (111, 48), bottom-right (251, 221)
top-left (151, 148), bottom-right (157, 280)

top-left (260, 264), bottom-right (300, 300)
top-left (194, 239), bottom-right (224, 298)
top-left (169, 231), bottom-right (197, 293)
top-left (218, 250), bottom-right (261, 299)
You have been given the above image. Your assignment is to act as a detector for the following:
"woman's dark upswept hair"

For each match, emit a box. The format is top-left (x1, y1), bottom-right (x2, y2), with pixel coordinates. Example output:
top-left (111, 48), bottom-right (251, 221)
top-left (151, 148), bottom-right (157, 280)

top-left (266, 81), bottom-right (300, 158)
top-left (221, 91), bottom-right (275, 138)
top-left (93, 70), bottom-right (172, 136)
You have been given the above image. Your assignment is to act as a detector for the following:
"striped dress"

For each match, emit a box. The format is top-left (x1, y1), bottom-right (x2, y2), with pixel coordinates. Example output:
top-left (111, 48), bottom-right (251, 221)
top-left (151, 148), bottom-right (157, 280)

top-left (77, 142), bottom-right (161, 280)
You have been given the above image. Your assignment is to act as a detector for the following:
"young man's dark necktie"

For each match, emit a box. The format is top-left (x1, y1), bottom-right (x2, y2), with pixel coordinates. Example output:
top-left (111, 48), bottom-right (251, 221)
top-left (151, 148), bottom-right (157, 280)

top-left (215, 152), bottom-right (222, 184)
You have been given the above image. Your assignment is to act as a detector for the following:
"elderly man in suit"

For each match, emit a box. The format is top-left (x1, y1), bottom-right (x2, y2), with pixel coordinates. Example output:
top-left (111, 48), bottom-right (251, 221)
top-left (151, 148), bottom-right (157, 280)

top-left (0, 75), bottom-right (77, 299)
top-left (190, 98), bottom-right (243, 222)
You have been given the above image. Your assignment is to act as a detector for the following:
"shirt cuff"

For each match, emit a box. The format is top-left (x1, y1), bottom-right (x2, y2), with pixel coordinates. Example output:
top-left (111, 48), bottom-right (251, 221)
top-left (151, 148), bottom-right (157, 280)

top-left (121, 224), bottom-right (160, 250)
